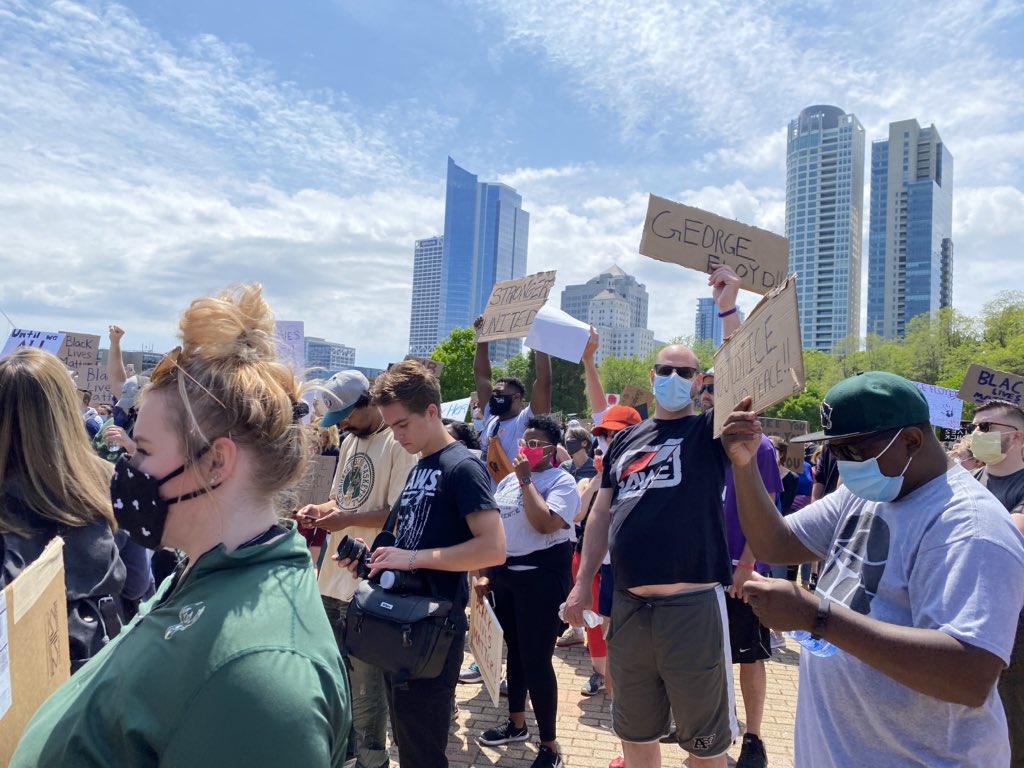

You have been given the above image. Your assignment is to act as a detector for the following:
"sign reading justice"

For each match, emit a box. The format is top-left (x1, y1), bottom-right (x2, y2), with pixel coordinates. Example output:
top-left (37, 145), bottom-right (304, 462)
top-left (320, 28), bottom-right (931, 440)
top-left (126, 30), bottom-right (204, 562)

top-left (639, 195), bottom-right (789, 295)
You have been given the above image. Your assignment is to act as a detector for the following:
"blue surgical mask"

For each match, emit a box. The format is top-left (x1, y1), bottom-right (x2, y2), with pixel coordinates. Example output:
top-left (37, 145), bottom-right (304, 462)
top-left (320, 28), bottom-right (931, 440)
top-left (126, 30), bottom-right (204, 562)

top-left (653, 373), bottom-right (693, 412)
top-left (836, 429), bottom-right (913, 503)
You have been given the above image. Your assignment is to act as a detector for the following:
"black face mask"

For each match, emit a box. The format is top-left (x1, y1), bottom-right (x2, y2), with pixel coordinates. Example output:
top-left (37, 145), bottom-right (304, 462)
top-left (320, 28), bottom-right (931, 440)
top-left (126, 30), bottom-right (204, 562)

top-left (489, 393), bottom-right (513, 417)
top-left (565, 439), bottom-right (585, 456)
top-left (110, 449), bottom-right (220, 549)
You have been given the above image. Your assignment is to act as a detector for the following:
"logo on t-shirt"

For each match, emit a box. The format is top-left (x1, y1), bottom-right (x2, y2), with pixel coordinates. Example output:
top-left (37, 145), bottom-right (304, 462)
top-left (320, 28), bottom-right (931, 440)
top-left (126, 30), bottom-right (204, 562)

top-left (396, 466), bottom-right (441, 548)
top-left (615, 438), bottom-right (684, 500)
top-left (816, 510), bottom-right (890, 615)
top-left (339, 452), bottom-right (375, 508)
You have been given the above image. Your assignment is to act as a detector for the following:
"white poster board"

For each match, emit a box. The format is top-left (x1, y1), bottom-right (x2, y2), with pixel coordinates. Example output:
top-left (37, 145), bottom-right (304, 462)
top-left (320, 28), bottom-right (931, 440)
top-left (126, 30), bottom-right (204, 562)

top-left (440, 397), bottom-right (472, 422)
top-left (524, 304), bottom-right (591, 364)
top-left (275, 321), bottom-right (305, 371)
top-left (913, 382), bottom-right (964, 430)
top-left (1, 330), bottom-right (65, 359)
top-left (469, 580), bottom-right (504, 707)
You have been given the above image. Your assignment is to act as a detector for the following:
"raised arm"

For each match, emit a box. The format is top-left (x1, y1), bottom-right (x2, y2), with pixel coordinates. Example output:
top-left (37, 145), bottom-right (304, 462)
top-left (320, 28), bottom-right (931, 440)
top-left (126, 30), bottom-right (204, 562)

top-left (710, 266), bottom-right (742, 339)
top-left (472, 316), bottom-right (493, 407)
top-left (107, 324), bottom-right (128, 399)
top-left (581, 327), bottom-right (608, 414)
top-left (530, 351), bottom-right (552, 415)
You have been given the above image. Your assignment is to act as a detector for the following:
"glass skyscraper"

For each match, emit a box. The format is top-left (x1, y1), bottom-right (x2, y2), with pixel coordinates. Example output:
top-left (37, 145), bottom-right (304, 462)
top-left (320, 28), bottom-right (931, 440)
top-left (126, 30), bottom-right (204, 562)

top-left (867, 120), bottom-right (953, 339)
top-left (785, 105), bottom-right (865, 352)
top-left (694, 297), bottom-right (745, 349)
top-left (408, 236), bottom-right (444, 357)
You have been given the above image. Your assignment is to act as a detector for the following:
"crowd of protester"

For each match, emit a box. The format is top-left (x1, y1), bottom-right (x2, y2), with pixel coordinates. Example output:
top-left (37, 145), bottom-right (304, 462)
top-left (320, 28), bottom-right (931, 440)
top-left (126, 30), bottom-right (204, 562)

top-left (2, 267), bottom-right (1024, 768)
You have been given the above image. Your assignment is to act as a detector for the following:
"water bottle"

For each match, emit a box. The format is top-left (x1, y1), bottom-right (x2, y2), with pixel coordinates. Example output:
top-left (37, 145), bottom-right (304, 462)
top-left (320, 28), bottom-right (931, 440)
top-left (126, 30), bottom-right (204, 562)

top-left (786, 630), bottom-right (838, 657)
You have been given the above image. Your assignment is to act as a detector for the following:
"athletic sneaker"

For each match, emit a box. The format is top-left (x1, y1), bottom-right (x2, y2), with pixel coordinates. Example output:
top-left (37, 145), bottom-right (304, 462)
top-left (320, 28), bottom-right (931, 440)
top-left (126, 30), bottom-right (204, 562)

top-left (770, 629), bottom-right (786, 649)
top-left (459, 662), bottom-right (483, 683)
top-left (478, 720), bottom-right (530, 746)
top-left (531, 744), bottom-right (565, 767)
top-left (608, 756), bottom-right (625, 768)
top-left (736, 732), bottom-right (768, 768)
top-left (556, 626), bottom-right (585, 647)
top-left (581, 671), bottom-right (605, 696)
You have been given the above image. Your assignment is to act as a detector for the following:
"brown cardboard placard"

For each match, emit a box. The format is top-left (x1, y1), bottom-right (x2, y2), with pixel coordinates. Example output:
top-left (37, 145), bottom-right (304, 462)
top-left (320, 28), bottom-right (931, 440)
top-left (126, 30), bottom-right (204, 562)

top-left (620, 385), bottom-right (654, 411)
top-left (477, 271), bottom-right (558, 343)
top-left (80, 365), bottom-right (114, 406)
top-left (957, 364), bottom-right (1024, 408)
top-left (404, 355), bottom-right (444, 379)
top-left (293, 455), bottom-right (340, 510)
top-left (713, 276), bottom-right (805, 437)
top-left (469, 579), bottom-right (504, 707)
top-left (759, 417), bottom-right (810, 472)
top-left (639, 194), bottom-right (789, 295)
top-left (57, 332), bottom-right (100, 374)
top-left (0, 538), bottom-right (70, 766)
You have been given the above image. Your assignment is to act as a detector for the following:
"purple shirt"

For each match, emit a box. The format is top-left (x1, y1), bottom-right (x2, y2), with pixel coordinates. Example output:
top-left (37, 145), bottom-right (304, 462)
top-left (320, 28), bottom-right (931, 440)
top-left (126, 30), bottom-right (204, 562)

top-left (724, 435), bottom-right (783, 567)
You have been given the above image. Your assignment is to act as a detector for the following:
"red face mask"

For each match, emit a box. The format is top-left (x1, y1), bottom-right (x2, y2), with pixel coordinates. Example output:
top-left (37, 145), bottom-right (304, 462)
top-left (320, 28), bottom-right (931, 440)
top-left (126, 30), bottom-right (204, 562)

top-left (519, 446), bottom-right (548, 468)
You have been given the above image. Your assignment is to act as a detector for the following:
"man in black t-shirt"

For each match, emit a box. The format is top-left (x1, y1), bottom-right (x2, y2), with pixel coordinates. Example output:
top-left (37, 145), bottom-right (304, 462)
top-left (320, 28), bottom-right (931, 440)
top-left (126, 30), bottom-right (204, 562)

top-left (565, 265), bottom-right (743, 768)
top-left (350, 361), bottom-right (506, 768)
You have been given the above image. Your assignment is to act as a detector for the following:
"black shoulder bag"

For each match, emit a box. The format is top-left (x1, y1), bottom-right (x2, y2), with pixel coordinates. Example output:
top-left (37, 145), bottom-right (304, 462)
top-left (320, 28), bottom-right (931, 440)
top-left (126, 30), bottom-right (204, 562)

top-left (342, 506), bottom-right (458, 683)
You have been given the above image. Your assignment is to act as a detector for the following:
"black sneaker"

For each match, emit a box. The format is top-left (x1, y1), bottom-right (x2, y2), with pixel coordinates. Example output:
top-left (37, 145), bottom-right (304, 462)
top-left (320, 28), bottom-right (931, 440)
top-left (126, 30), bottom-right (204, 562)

top-left (737, 732), bottom-right (768, 768)
top-left (479, 720), bottom-right (530, 746)
top-left (531, 745), bottom-right (565, 768)
top-left (581, 671), bottom-right (605, 696)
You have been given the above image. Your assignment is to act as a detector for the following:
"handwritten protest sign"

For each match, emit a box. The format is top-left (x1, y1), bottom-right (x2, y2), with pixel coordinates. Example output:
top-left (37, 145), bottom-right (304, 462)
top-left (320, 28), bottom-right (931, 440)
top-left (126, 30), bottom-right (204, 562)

top-left (712, 277), bottom-right (804, 437)
top-left (1, 329), bottom-right (65, 359)
top-left (58, 332), bottom-right (100, 374)
top-left (477, 271), bottom-right (557, 343)
top-left (639, 195), bottom-right (789, 295)
top-left (293, 455), bottom-right (339, 509)
top-left (524, 304), bottom-right (591, 363)
top-left (912, 382), bottom-right (964, 430)
top-left (440, 397), bottom-right (472, 422)
top-left (78, 366), bottom-right (114, 406)
top-left (940, 421), bottom-right (974, 444)
top-left (404, 355), bottom-right (444, 379)
top-left (957, 364), bottom-right (1024, 408)
top-left (469, 579), bottom-right (504, 706)
top-left (759, 417), bottom-right (809, 472)
top-left (620, 385), bottom-right (654, 420)
top-left (275, 321), bottom-right (305, 371)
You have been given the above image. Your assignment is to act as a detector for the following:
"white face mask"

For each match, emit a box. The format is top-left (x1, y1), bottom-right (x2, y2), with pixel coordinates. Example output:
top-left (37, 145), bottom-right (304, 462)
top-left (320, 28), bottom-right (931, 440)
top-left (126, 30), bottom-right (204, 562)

top-left (597, 436), bottom-right (610, 455)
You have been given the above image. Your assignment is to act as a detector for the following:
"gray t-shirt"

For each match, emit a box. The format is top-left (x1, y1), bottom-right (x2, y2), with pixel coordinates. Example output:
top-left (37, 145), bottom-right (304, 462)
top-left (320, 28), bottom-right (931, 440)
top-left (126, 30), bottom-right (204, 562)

top-left (481, 404), bottom-right (534, 491)
top-left (787, 463), bottom-right (1024, 767)
top-left (977, 467), bottom-right (1024, 515)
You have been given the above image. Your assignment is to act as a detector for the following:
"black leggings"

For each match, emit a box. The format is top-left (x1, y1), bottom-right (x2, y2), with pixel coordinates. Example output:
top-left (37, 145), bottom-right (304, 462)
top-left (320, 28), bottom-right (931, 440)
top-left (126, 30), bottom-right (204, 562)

top-left (492, 561), bottom-right (571, 743)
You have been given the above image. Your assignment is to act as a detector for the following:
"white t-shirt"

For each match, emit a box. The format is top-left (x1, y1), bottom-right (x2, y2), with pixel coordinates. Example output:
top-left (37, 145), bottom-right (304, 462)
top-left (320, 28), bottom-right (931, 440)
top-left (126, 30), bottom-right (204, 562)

top-left (317, 428), bottom-right (418, 601)
top-left (786, 463), bottom-right (1024, 767)
top-left (494, 467), bottom-right (580, 560)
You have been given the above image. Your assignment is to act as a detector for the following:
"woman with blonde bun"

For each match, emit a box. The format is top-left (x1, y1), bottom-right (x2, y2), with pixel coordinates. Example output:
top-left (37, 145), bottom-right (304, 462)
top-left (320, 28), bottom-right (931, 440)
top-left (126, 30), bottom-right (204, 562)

top-left (13, 285), bottom-right (351, 767)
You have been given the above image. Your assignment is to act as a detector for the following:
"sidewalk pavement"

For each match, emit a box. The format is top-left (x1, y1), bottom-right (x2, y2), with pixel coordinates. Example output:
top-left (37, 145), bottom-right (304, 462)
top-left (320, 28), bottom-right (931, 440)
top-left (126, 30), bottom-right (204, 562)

top-left (430, 638), bottom-right (802, 767)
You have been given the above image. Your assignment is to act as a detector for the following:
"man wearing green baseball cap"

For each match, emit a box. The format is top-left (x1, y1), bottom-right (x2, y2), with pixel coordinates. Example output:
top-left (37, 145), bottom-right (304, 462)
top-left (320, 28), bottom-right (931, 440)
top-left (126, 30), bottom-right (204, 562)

top-left (720, 371), bottom-right (1024, 767)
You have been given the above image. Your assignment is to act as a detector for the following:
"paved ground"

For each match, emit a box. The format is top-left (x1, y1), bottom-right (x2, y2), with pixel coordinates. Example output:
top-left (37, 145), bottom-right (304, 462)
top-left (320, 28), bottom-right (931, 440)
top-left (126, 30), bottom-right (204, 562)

top-left (399, 637), bottom-right (802, 767)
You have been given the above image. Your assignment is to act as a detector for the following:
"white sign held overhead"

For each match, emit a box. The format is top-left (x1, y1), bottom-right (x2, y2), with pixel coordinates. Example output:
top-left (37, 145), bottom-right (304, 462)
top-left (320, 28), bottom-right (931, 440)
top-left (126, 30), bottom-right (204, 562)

top-left (524, 305), bottom-right (591, 364)
top-left (913, 382), bottom-right (964, 430)
top-left (1, 329), bottom-right (66, 359)
top-left (440, 397), bottom-right (472, 422)
top-left (275, 321), bottom-right (305, 372)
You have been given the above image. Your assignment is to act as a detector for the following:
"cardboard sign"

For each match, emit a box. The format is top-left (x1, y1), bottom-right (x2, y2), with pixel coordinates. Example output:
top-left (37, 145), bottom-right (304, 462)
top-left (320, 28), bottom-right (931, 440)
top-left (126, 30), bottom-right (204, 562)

top-left (639, 195), bottom-right (789, 295)
top-left (275, 321), bottom-right (305, 372)
top-left (912, 382), bottom-right (964, 430)
top-left (469, 580), bottom-right (504, 707)
top-left (404, 355), bottom-right (444, 379)
top-left (524, 304), bottom-right (591, 363)
top-left (1, 329), bottom-right (66, 359)
top-left (0, 538), bottom-right (70, 766)
top-left (293, 455), bottom-right (339, 510)
top-left (57, 332), bottom-right (100, 374)
top-left (759, 417), bottom-right (809, 472)
top-left (80, 366), bottom-right (114, 406)
top-left (440, 397), bottom-right (472, 422)
top-left (713, 277), bottom-right (805, 437)
top-left (957, 364), bottom-right (1024, 408)
top-left (620, 385), bottom-right (654, 411)
top-left (477, 271), bottom-right (558, 343)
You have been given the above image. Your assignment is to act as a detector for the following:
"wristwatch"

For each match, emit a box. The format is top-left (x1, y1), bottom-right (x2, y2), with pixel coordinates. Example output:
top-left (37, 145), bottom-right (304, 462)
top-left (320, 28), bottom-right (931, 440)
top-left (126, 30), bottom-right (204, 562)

top-left (811, 597), bottom-right (831, 640)
top-left (518, 475), bottom-right (533, 487)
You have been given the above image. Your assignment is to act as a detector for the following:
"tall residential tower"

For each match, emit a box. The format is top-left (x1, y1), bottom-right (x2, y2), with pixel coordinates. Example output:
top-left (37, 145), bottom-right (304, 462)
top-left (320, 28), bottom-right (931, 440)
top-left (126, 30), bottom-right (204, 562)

top-left (867, 119), bottom-right (953, 339)
top-left (785, 105), bottom-right (866, 351)
top-left (408, 236), bottom-right (444, 358)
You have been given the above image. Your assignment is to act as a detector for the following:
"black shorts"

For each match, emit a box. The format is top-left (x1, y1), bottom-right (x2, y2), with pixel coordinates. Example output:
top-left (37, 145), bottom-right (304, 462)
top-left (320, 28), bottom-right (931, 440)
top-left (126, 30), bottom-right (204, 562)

top-left (598, 563), bottom-right (614, 617)
top-left (725, 594), bottom-right (771, 664)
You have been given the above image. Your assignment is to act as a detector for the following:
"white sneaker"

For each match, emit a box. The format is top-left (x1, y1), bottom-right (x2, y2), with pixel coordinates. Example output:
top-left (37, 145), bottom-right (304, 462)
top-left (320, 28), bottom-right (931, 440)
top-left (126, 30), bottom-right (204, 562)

top-left (556, 626), bottom-right (585, 647)
top-left (770, 630), bottom-right (786, 649)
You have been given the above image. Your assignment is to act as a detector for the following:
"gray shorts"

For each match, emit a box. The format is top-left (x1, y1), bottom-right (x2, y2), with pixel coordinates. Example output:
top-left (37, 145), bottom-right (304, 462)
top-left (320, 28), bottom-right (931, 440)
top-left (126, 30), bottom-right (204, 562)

top-left (607, 586), bottom-right (738, 758)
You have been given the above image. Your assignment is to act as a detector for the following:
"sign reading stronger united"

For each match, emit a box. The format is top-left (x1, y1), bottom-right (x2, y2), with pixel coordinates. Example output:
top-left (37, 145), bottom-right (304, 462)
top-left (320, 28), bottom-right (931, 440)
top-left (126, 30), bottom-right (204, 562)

top-left (477, 271), bottom-right (558, 343)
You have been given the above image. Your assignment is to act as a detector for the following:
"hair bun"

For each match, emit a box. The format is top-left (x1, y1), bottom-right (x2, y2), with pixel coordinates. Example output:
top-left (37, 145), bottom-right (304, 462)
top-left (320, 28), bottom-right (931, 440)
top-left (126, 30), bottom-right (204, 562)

top-left (179, 284), bottom-right (278, 364)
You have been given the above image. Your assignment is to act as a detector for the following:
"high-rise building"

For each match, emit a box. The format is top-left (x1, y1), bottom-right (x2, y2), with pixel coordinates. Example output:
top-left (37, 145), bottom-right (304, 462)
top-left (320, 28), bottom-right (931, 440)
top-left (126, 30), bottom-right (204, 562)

top-left (435, 157), bottom-right (529, 364)
top-left (408, 236), bottom-right (444, 357)
top-left (786, 105), bottom-right (866, 351)
top-left (694, 297), bottom-right (745, 348)
top-left (560, 266), bottom-right (654, 362)
top-left (305, 337), bottom-right (356, 371)
top-left (867, 120), bottom-right (954, 339)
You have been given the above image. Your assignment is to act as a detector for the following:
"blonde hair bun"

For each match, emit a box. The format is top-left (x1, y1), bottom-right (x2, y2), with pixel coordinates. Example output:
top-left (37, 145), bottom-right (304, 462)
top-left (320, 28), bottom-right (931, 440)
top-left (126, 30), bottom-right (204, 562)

top-left (179, 284), bottom-right (278, 364)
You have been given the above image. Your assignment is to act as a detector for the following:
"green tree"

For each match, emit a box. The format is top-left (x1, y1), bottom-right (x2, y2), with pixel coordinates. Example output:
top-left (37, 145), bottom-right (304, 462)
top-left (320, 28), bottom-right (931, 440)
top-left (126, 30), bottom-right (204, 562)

top-left (430, 328), bottom-right (476, 400)
top-left (598, 356), bottom-right (652, 395)
top-left (550, 356), bottom-right (588, 417)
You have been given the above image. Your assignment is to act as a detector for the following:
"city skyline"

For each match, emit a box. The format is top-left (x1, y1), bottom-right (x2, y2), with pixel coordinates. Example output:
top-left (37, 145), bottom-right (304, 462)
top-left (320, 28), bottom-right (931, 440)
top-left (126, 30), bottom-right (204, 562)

top-left (0, 2), bottom-right (1021, 368)
top-left (560, 265), bottom-right (654, 362)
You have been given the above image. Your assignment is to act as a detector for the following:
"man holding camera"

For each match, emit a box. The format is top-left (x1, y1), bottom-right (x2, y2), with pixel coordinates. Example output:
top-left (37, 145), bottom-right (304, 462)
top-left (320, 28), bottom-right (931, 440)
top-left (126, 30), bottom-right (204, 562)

top-left (298, 370), bottom-right (418, 768)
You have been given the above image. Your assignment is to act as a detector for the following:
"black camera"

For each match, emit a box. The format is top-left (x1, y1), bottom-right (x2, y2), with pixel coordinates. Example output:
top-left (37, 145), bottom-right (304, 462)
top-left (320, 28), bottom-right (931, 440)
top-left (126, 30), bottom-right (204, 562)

top-left (335, 535), bottom-right (370, 579)
top-left (378, 570), bottom-right (428, 594)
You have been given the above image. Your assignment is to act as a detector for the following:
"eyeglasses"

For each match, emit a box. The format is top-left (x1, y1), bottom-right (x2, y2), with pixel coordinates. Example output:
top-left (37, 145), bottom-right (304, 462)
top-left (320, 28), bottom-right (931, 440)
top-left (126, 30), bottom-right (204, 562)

top-left (151, 346), bottom-right (183, 386)
top-left (968, 421), bottom-right (1020, 434)
top-left (828, 429), bottom-right (900, 463)
top-left (653, 365), bottom-right (698, 379)
top-left (518, 438), bottom-right (553, 449)
top-left (699, 383), bottom-right (715, 395)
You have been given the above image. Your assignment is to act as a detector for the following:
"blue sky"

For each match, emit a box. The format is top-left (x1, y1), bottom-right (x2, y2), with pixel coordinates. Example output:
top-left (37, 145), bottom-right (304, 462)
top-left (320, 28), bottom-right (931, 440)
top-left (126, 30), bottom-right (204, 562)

top-left (1, 0), bottom-right (1022, 368)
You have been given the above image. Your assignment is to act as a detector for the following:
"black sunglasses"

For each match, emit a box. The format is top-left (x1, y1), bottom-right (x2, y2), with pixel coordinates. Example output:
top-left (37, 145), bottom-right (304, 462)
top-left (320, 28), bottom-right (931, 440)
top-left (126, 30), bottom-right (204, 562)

top-left (828, 429), bottom-right (900, 463)
top-left (968, 421), bottom-right (1019, 434)
top-left (654, 365), bottom-right (698, 380)
top-left (699, 383), bottom-right (715, 395)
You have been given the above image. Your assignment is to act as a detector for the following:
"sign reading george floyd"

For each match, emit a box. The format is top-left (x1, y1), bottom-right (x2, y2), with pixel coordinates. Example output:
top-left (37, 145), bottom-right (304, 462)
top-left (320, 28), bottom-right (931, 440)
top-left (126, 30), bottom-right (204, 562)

top-left (639, 195), bottom-right (789, 295)
top-left (477, 271), bottom-right (558, 343)
top-left (712, 276), bottom-right (805, 437)
top-left (957, 364), bottom-right (1024, 408)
